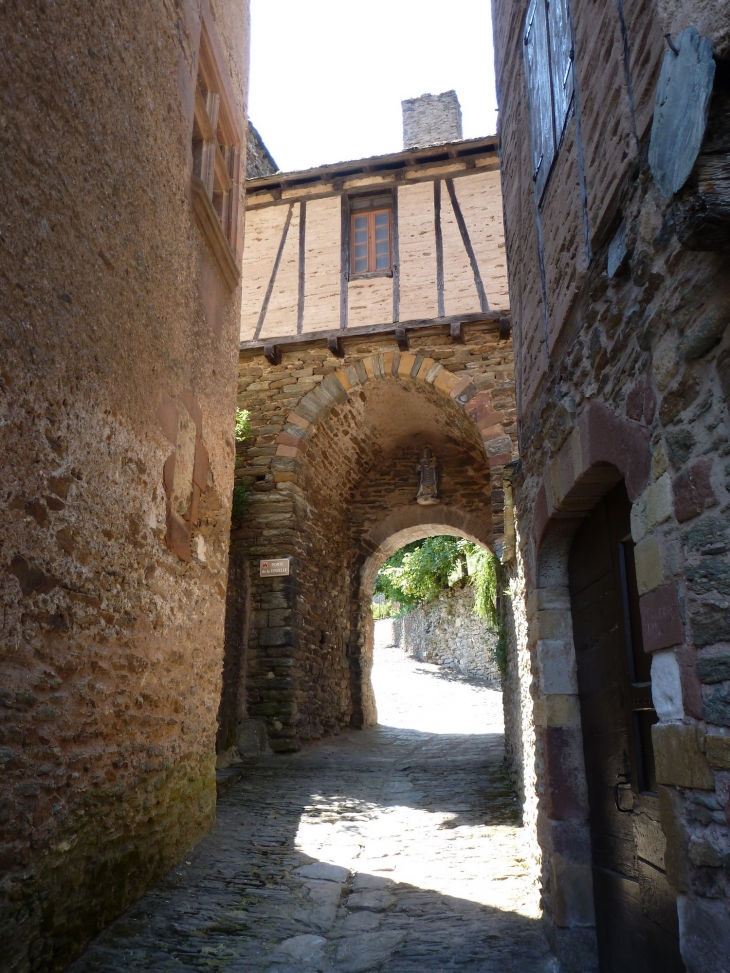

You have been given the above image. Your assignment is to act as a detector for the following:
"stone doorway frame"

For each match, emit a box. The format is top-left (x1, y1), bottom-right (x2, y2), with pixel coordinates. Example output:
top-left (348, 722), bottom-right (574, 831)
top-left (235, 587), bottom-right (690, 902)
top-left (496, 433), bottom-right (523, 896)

top-left (526, 400), bottom-right (684, 968)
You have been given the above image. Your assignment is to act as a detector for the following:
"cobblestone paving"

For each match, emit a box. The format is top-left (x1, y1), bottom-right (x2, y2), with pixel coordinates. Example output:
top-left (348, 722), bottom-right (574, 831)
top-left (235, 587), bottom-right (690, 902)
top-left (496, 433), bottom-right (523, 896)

top-left (70, 628), bottom-right (555, 973)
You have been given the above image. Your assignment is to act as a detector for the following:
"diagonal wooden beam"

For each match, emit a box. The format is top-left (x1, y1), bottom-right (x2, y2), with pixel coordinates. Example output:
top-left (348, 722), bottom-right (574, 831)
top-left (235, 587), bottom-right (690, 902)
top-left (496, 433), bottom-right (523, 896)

top-left (254, 203), bottom-right (294, 340)
top-left (445, 178), bottom-right (489, 314)
top-left (434, 180), bottom-right (445, 318)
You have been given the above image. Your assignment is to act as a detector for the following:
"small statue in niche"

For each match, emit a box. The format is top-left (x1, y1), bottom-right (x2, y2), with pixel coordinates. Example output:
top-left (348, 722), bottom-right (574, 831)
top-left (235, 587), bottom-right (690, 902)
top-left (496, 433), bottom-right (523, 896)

top-left (415, 448), bottom-right (439, 505)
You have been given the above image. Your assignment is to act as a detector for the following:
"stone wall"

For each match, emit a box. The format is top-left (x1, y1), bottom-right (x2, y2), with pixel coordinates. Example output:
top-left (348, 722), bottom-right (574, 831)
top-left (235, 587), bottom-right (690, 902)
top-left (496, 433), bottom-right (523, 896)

top-left (231, 320), bottom-right (517, 751)
top-left (493, 0), bottom-right (730, 967)
top-left (402, 91), bottom-right (464, 148)
top-left (0, 1), bottom-right (249, 969)
top-left (392, 583), bottom-right (501, 684)
top-left (246, 122), bottom-right (277, 179)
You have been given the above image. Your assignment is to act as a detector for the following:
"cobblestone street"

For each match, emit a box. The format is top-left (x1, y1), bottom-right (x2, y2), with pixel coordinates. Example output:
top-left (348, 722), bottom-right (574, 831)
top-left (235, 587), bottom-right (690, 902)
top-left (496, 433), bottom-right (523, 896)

top-left (70, 626), bottom-right (555, 973)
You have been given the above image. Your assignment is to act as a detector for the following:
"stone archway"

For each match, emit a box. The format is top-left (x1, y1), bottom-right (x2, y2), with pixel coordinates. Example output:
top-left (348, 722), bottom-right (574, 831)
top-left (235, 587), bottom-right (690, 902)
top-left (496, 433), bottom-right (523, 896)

top-left (234, 340), bottom-right (516, 752)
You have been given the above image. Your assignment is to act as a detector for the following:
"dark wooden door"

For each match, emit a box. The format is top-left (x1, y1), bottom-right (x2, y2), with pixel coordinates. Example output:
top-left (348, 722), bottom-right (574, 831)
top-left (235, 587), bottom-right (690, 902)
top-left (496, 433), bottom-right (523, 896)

top-left (569, 482), bottom-right (684, 973)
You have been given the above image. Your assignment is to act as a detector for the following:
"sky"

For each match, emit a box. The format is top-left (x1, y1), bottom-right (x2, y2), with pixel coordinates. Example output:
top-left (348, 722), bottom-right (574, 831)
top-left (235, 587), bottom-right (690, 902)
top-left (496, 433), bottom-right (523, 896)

top-left (247, 0), bottom-right (498, 174)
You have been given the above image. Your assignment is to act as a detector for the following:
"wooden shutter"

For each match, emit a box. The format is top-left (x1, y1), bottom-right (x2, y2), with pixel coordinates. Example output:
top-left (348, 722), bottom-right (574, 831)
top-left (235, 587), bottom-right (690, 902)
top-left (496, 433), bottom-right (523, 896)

top-left (524, 0), bottom-right (555, 200)
top-left (548, 0), bottom-right (574, 143)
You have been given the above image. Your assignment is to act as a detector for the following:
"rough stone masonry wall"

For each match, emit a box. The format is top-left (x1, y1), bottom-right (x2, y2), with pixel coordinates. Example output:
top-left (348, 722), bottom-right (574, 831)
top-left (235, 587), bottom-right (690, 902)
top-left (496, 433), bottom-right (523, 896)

top-left (230, 322), bottom-right (516, 752)
top-left (402, 91), bottom-right (463, 148)
top-left (0, 2), bottom-right (248, 970)
top-left (392, 584), bottom-right (501, 685)
top-left (493, 0), bottom-right (730, 967)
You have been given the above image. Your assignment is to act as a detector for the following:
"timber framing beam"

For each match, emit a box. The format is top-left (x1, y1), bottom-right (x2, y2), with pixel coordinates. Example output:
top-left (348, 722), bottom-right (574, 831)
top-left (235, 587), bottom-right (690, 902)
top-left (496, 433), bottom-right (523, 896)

top-left (240, 311), bottom-right (510, 359)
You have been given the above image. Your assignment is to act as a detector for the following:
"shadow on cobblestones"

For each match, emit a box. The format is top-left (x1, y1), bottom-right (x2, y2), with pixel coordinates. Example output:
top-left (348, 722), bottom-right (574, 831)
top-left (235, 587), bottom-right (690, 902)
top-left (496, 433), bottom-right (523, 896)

top-left (68, 646), bottom-right (554, 973)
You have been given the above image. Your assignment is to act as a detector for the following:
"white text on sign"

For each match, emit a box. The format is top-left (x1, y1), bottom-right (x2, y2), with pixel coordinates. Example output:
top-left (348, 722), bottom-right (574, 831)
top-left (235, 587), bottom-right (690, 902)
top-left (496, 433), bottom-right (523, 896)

top-left (260, 558), bottom-right (291, 577)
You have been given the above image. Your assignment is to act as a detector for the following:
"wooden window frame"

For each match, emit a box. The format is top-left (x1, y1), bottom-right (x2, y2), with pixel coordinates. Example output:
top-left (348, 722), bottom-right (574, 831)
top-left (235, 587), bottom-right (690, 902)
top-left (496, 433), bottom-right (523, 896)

top-left (523, 0), bottom-right (574, 202)
top-left (349, 200), bottom-right (393, 278)
top-left (190, 11), bottom-right (243, 292)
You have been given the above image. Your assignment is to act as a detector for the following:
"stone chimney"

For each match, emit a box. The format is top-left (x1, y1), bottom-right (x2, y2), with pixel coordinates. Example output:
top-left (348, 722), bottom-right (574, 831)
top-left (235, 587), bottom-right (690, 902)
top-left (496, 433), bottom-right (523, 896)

top-left (401, 90), bottom-right (463, 149)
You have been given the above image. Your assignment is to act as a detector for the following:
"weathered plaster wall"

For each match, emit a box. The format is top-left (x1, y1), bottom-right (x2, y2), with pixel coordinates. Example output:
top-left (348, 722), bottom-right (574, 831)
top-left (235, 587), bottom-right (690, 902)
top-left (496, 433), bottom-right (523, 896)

top-left (230, 322), bottom-right (516, 751)
top-left (0, 1), bottom-right (248, 969)
top-left (392, 584), bottom-right (501, 684)
top-left (494, 0), bottom-right (730, 966)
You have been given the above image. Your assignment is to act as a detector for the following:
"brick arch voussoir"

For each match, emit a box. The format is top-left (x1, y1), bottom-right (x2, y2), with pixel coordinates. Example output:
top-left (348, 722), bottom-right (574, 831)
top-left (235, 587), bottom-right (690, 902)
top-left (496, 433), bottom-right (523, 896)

top-left (273, 351), bottom-right (515, 482)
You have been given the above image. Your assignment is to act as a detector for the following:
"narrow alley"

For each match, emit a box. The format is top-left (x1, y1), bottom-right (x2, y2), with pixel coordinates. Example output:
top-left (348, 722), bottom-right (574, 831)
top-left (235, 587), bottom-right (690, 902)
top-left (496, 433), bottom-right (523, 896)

top-left (68, 627), bottom-right (553, 973)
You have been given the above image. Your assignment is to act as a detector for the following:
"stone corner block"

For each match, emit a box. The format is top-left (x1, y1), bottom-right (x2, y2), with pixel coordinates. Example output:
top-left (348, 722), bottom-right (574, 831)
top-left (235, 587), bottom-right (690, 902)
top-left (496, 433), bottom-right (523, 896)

top-left (535, 694), bottom-right (582, 728)
top-left (536, 639), bottom-right (578, 696)
top-left (657, 785), bottom-right (689, 892)
top-left (652, 722), bottom-right (714, 789)
top-left (527, 587), bottom-right (572, 616)
top-left (704, 729), bottom-right (730, 770)
top-left (551, 855), bottom-right (596, 928)
top-left (634, 534), bottom-right (665, 594)
top-left (651, 649), bottom-right (685, 721)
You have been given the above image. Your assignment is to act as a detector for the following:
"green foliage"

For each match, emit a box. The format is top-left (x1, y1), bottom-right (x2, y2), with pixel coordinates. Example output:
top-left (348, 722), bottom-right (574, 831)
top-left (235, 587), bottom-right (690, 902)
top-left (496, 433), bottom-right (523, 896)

top-left (468, 545), bottom-right (499, 628)
top-left (231, 480), bottom-right (251, 519)
top-left (372, 536), bottom-right (510, 676)
top-left (235, 408), bottom-right (252, 442)
top-left (374, 536), bottom-right (462, 610)
top-left (372, 600), bottom-right (398, 620)
top-left (494, 617), bottom-right (509, 677)
top-left (230, 409), bottom-right (252, 520)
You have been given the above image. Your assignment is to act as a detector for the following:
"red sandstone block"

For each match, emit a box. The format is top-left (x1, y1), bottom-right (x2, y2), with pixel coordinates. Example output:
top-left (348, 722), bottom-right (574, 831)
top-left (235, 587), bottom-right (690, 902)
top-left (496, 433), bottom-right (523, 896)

top-left (276, 432), bottom-right (307, 450)
top-left (480, 423), bottom-right (506, 442)
top-left (476, 410), bottom-right (505, 431)
top-left (464, 391), bottom-right (493, 420)
top-left (449, 375), bottom-right (475, 401)
top-left (582, 401), bottom-right (651, 501)
top-left (488, 453), bottom-right (512, 467)
top-left (640, 582), bottom-right (685, 652)
top-left (672, 459), bottom-right (717, 523)
top-left (541, 725), bottom-right (589, 821)
top-left (287, 411), bottom-right (310, 431)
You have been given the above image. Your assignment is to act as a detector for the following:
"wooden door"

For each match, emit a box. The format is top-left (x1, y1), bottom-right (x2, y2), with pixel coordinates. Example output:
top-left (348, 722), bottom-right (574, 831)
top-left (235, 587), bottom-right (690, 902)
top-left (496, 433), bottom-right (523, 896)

top-left (568, 482), bottom-right (684, 973)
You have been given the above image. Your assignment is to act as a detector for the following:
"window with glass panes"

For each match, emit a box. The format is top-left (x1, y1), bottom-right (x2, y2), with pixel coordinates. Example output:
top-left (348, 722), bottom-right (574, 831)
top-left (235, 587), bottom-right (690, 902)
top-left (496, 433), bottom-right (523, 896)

top-left (351, 208), bottom-right (391, 274)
